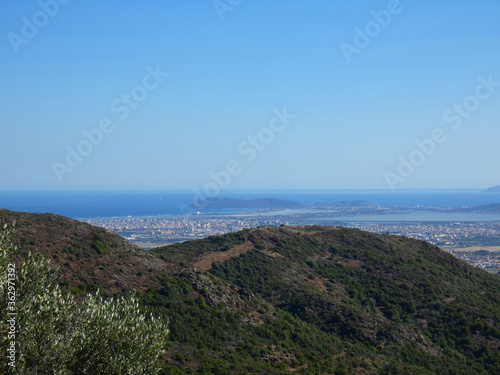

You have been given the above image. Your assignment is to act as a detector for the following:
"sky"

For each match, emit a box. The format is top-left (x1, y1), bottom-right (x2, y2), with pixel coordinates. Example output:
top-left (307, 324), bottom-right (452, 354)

top-left (1, 0), bottom-right (500, 192)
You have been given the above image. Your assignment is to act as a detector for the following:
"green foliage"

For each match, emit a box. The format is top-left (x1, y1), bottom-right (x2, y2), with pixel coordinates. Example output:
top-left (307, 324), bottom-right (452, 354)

top-left (61, 230), bottom-right (111, 259)
top-left (92, 231), bottom-right (111, 255)
top-left (142, 282), bottom-right (343, 374)
top-left (0, 224), bottom-right (169, 374)
top-left (3, 220), bottom-right (500, 374)
top-left (153, 231), bottom-right (247, 265)
top-left (208, 227), bottom-right (500, 374)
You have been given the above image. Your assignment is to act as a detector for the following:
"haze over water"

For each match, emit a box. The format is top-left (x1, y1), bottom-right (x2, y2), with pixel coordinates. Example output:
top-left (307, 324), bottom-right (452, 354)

top-left (1, 190), bottom-right (500, 219)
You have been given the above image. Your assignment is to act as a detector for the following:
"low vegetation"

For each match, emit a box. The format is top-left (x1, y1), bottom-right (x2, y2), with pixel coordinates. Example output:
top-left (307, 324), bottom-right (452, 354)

top-left (1, 211), bottom-right (500, 374)
top-left (0, 224), bottom-right (169, 374)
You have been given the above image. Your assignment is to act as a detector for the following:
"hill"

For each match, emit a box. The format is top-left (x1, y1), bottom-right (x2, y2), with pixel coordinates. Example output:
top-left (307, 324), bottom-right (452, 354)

top-left (473, 203), bottom-right (500, 213)
top-left (484, 186), bottom-right (500, 193)
top-left (455, 202), bottom-right (500, 213)
top-left (2, 210), bottom-right (500, 374)
top-left (0, 209), bottom-right (172, 294)
top-left (152, 225), bottom-right (500, 373)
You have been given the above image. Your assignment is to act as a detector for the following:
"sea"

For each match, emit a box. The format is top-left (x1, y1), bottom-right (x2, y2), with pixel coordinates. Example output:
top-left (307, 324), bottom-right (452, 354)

top-left (1, 190), bottom-right (500, 222)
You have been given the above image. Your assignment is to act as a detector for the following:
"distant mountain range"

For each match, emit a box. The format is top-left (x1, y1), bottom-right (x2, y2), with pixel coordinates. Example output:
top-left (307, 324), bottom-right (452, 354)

top-left (190, 197), bottom-right (500, 214)
top-left (454, 202), bottom-right (500, 213)
top-left (2, 208), bottom-right (500, 373)
top-left (485, 185), bottom-right (500, 193)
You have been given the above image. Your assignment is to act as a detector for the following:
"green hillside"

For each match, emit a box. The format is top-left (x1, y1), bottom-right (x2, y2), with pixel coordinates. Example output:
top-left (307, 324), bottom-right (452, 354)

top-left (1, 210), bottom-right (500, 374)
top-left (152, 226), bottom-right (500, 374)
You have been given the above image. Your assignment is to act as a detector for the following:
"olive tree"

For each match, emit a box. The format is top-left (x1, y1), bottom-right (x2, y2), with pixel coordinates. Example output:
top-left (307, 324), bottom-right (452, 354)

top-left (0, 223), bottom-right (169, 374)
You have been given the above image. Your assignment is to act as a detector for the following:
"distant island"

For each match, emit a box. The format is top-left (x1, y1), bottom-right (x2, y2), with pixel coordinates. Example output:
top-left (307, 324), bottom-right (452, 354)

top-left (190, 197), bottom-right (302, 210)
top-left (454, 202), bottom-right (500, 214)
top-left (312, 199), bottom-right (384, 208)
top-left (484, 186), bottom-right (500, 193)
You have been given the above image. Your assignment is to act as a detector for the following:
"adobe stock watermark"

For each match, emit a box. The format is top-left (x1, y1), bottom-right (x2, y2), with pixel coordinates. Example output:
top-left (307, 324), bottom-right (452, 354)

top-left (384, 74), bottom-right (500, 190)
top-left (213, 0), bottom-right (243, 21)
top-left (52, 65), bottom-right (169, 182)
top-left (179, 107), bottom-right (297, 213)
top-left (7, 0), bottom-right (71, 54)
top-left (6, 262), bottom-right (17, 369)
top-left (339, 0), bottom-right (412, 64)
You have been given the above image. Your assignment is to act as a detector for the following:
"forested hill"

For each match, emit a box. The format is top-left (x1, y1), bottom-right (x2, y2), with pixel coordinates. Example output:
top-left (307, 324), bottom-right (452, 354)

top-left (0, 209), bottom-right (171, 294)
top-left (2, 209), bottom-right (500, 374)
top-left (152, 225), bottom-right (500, 373)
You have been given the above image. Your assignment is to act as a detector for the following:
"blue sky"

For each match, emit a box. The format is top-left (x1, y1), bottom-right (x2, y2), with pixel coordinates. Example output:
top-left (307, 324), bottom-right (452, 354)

top-left (1, 0), bottom-right (500, 191)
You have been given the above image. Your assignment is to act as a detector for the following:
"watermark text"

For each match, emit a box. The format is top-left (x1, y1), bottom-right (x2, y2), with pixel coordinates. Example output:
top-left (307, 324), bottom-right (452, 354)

top-left (385, 74), bottom-right (500, 190)
top-left (8, 0), bottom-right (71, 54)
top-left (6, 263), bottom-right (17, 368)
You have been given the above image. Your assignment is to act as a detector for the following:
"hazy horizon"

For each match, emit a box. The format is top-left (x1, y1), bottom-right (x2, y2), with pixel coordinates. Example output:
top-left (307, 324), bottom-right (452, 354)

top-left (0, 187), bottom-right (496, 193)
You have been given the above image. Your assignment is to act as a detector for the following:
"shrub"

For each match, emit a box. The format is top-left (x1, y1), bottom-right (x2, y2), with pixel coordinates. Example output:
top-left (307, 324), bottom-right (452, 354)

top-left (0, 223), bottom-right (169, 374)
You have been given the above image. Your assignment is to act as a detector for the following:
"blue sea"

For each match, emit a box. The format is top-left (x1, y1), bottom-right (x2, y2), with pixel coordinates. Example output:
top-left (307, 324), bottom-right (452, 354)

top-left (0, 190), bottom-right (500, 220)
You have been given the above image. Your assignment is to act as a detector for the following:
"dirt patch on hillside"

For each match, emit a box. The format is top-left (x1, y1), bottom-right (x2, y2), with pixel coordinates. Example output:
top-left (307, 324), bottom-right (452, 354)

top-left (306, 276), bottom-right (350, 299)
top-left (260, 249), bottom-right (283, 258)
top-left (193, 240), bottom-right (255, 270)
top-left (332, 256), bottom-right (364, 269)
top-left (307, 276), bottom-right (329, 293)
